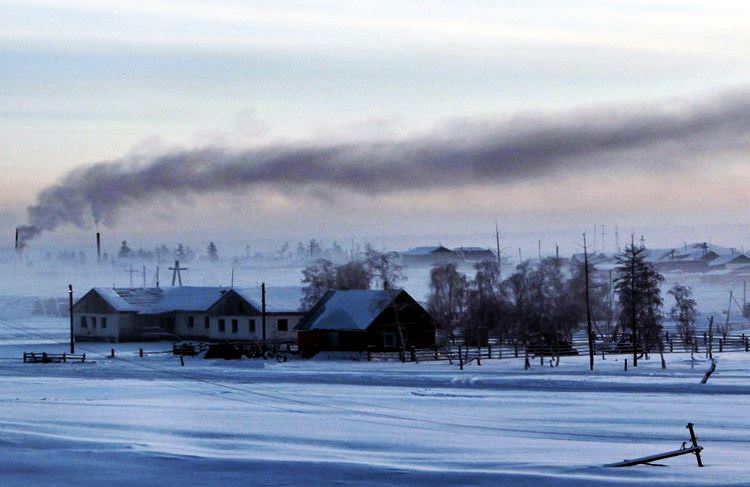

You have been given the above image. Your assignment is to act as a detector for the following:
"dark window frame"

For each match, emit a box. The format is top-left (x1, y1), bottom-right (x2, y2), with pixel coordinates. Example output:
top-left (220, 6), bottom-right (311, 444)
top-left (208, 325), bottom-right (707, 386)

top-left (277, 319), bottom-right (288, 332)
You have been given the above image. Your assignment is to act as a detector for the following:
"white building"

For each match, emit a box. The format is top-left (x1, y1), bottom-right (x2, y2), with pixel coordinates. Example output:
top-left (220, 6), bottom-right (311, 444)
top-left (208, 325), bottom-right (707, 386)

top-left (73, 286), bottom-right (305, 343)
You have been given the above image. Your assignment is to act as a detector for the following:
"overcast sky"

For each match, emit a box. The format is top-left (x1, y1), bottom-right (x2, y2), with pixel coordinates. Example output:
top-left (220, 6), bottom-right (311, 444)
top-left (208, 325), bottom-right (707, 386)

top-left (3, 1), bottom-right (750, 252)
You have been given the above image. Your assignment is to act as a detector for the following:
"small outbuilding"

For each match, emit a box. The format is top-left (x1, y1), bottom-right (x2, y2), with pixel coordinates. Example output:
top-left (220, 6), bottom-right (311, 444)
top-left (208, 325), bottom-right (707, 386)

top-left (296, 289), bottom-right (436, 357)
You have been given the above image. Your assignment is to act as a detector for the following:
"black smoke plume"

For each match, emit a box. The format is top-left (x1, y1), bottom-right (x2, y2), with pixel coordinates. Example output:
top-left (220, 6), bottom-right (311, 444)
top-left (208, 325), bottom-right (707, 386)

top-left (18, 88), bottom-right (750, 243)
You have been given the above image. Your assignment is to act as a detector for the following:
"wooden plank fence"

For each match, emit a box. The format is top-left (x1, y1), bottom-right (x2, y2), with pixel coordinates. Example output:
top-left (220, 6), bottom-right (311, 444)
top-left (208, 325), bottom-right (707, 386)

top-left (23, 352), bottom-right (86, 363)
top-left (365, 332), bottom-right (750, 366)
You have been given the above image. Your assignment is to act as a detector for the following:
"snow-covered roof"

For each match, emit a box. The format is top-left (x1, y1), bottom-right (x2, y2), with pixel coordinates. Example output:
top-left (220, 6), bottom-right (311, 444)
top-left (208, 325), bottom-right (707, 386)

top-left (708, 254), bottom-right (750, 267)
top-left (296, 289), bottom-right (402, 331)
top-left (401, 246), bottom-right (454, 256)
top-left (86, 286), bottom-right (304, 315)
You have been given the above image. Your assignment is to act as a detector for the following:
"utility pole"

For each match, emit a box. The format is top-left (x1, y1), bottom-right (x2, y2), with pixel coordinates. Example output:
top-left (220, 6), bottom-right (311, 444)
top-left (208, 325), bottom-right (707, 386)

top-left (538, 239), bottom-right (541, 260)
top-left (583, 234), bottom-right (594, 371)
top-left (68, 284), bottom-right (75, 354)
top-left (615, 227), bottom-right (620, 252)
top-left (495, 222), bottom-right (501, 273)
top-left (593, 224), bottom-right (597, 253)
top-left (169, 260), bottom-right (187, 286)
top-left (261, 282), bottom-right (267, 342)
top-left (142, 265), bottom-right (146, 288)
top-left (630, 234), bottom-right (638, 367)
top-left (126, 265), bottom-right (135, 287)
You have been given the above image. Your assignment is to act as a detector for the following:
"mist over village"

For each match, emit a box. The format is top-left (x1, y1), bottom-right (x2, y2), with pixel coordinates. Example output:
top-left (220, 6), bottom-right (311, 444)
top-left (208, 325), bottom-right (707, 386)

top-left (2, 1), bottom-right (750, 486)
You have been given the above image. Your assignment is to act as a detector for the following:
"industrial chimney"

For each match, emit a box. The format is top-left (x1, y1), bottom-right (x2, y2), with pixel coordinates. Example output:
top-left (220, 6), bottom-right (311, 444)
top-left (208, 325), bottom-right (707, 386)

top-left (96, 232), bottom-right (101, 264)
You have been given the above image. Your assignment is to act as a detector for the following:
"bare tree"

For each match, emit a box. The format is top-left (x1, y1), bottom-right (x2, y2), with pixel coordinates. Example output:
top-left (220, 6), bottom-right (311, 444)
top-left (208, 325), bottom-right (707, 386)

top-left (335, 260), bottom-right (372, 290)
top-left (427, 263), bottom-right (468, 337)
top-left (365, 246), bottom-right (404, 290)
top-left (301, 259), bottom-right (337, 309)
top-left (669, 284), bottom-right (697, 346)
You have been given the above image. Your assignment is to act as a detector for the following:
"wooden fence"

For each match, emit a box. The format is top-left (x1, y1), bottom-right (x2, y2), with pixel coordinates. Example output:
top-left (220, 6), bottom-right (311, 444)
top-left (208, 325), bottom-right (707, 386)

top-left (365, 332), bottom-right (750, 367)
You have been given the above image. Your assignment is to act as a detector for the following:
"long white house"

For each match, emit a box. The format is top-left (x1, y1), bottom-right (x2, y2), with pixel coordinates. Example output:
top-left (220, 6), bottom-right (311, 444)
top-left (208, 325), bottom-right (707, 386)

top-left (73, 286), bottom-right (305, 342)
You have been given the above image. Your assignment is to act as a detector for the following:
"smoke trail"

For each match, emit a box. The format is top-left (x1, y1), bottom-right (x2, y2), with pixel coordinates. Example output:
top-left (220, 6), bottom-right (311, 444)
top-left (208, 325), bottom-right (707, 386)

top-left (19, 88), bottom-right (750, 242)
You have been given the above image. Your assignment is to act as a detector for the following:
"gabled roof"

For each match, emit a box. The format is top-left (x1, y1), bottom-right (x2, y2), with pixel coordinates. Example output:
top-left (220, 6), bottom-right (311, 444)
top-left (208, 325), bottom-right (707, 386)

top-left (84, 286), bottom-right (304, 315)
top-left (296, 289), bottom-right (403, 331)
top-left (708, 254), bottom-right (750, 267)
top-left (401, 245), bottom-right (454, 256)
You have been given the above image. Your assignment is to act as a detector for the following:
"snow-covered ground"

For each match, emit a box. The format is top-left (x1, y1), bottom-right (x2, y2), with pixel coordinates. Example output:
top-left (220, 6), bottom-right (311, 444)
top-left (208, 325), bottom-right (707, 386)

top-left (1, 310), bottom-right (749, 485)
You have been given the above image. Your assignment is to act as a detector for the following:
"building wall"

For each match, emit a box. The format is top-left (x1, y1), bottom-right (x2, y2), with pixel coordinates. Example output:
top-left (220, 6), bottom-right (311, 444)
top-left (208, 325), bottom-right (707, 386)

top-left (174, 312), bottom-right (302, 342)
top-left (74, 312), bottom-right (121, 341)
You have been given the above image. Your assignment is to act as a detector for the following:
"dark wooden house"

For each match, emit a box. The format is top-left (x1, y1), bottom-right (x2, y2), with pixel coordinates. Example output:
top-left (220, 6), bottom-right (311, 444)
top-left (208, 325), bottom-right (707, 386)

top-left (296, 289), bottom-right (436, 357)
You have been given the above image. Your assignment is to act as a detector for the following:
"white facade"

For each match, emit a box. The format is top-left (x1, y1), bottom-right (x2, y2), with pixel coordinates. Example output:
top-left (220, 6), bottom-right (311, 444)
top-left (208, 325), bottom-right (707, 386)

top-left (174, 312), bottom-right (301, 341)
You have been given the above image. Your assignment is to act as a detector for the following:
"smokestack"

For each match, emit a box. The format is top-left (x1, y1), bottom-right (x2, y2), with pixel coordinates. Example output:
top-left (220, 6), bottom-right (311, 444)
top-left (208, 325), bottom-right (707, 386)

top-left (96, 232), bottom-right (101, 264)
top-left (14, 228), bottom-right (18, 251)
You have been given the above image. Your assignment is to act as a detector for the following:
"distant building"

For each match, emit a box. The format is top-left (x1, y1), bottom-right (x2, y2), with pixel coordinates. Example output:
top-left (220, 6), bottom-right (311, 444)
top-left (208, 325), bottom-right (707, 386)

top-left (296, 289), bottom-right (436, 357)
top-left (399, 245), bottom-right (458, 265)
top-left (452, 247), bottom-right (496, 262)
top-left (73, 286), bottom-right (305, 342)
top-left (707, 253), bottom-right (750, 271)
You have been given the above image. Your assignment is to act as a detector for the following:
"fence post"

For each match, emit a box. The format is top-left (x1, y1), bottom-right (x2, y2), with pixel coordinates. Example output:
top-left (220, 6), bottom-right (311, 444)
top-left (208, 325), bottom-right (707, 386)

top-left (719, 339), bottom-right (723, 353)
top-left (139, 348), bottom-right (144, 358)
top-left (524, 346), bottom-right (530, 370)
top-left (110, 348), bottom-right (115, 359)
top-left (62, 353), bottom-right (66, 363)
top-left (746, 336), bottom-right (749, 352)
top-left (459, 352), bottom-right (464, 370)
top-left (180, 356), bottom-right (185, 367)
top-left (82, 353), bottom-right (86, 363)
top-left (477, 346), bottom-right (481, 366)
top-left (410, 347), bottom-right (416, 363)
top-left (514, 342), bottom-right (518, 358)
top-left (488, 343), bottom-right (492, 359)
top-left (367, 349), bottom-right (372, 362)
top-left (434, 347), bottom-right (438, 360)
top-left (669, 340), bottom-right (673, 353)
top-left (624, 358), bottom-right (628, 371)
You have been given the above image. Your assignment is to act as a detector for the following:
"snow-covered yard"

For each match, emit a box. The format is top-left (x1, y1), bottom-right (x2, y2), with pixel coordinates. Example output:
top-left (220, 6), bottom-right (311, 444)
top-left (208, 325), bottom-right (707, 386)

top-left (1, 313), bottom-right (748, 485)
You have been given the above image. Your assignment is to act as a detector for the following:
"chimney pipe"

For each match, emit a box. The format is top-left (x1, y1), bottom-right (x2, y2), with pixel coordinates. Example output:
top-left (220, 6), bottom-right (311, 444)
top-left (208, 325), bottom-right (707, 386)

top-left (14, 227), bottom-right (18, 251)
top-left (96, 232), bottom-right (101, 264)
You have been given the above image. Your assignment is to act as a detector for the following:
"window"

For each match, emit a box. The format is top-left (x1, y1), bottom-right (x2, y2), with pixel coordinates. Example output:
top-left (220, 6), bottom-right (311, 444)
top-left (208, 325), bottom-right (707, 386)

top-left (80, 316), bottom-right (87, 328)
top-left (383, 332), bottom-right (397, 349)
top-left (277, 319), bottom-right (288, 332)
top-left (91, 317), bottom-right (97, 328)
top-left (204, 316), bottom-right (210, 330)
top-left (218, 319), bottom-right (226, 332)
top-left (248, 319), bottom-right (256, 333)
top-left (231, 319), bottom-right (238, 333)
top-left (101, 317), bottom-right (107, 329)
top-left (187, 316), bottom-right (194, 329)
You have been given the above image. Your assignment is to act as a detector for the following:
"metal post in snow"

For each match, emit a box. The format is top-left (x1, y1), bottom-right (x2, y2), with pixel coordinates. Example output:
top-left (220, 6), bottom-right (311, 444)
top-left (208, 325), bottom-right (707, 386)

top-left (68, 284), bottom-right (75, 354)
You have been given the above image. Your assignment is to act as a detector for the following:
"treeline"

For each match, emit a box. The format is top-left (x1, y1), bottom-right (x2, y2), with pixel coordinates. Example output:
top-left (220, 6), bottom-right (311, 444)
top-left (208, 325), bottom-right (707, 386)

top-left (427, 242), bottom-right (699, 361)
top-left (298, 240), bottom-right (700, 364)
